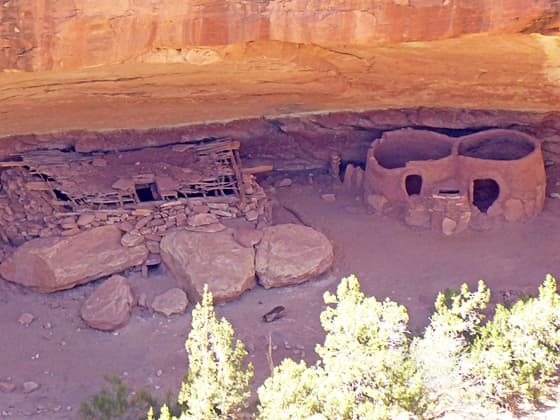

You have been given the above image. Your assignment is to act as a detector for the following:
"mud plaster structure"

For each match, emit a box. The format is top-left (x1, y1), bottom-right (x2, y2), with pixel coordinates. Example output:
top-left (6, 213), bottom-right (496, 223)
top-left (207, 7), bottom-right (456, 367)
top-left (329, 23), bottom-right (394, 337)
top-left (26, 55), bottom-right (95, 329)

top-left (0, 138), bottom-right (269, 261)
top-left (364, 129), bottom-right (547, 235)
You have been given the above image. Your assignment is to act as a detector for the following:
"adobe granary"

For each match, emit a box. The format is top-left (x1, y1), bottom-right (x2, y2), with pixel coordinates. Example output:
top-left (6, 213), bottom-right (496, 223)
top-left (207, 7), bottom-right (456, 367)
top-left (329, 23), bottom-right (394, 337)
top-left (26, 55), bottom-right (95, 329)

top-left (364, 129), bottom-right (547, 235)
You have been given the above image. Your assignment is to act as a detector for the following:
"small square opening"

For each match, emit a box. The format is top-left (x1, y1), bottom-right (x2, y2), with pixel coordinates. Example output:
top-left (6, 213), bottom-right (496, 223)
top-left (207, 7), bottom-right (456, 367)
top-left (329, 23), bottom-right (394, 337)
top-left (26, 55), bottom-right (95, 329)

top-left (135, 183), bottom-right (159, 202)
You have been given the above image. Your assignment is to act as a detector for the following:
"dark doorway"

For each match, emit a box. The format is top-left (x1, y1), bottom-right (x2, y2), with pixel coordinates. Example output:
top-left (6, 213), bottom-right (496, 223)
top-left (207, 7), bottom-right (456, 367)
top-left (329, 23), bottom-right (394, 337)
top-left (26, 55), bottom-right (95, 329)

top-left (135, 183), bottom-right (159, 202)
top-left (473, 179), bottom-right (500, 213)
top-left (405, 174), bottom-right (423, 196)
top-left (53, 189), bottom-right (71, 202)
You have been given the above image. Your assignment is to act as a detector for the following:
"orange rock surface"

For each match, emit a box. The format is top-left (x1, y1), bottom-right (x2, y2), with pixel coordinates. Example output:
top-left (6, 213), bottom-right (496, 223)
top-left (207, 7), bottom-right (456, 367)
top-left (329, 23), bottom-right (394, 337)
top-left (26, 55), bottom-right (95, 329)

top-left (1, 0), bottom-right (558, 71)
top-left (1, 34), bottom-right (559, 139)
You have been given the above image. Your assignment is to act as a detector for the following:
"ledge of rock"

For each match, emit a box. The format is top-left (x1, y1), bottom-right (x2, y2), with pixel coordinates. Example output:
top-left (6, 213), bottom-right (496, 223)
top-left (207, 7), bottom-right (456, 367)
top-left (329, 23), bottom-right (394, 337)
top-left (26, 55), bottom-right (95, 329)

top-left (160, 229), bottom-right (256, 304)
top-left (0, 226), bottom-right (148, 293)
top-left (255, 223), bottom-right (334, 288)
top-left (80, 275), bottom-right (135, 331)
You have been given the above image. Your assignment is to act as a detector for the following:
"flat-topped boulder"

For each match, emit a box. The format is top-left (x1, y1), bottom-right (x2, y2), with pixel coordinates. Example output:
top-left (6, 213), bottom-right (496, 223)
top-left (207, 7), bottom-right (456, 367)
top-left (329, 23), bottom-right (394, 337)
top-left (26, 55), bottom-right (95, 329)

top-left (0, 225), bottom-right (148, 293)
top-left (160, 229), bottom-right (255, 304)
top-left (255, 224), bottom-right (333, 288)
top-left (80, 275), bottom-right (135, 331)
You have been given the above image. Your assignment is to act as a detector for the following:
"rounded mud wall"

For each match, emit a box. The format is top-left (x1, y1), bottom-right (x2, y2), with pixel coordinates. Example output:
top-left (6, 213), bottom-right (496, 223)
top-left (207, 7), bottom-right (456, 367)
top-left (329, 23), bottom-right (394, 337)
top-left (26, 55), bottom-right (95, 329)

top-left (457, 130), bottom-right (546, 220)
top-left (364, 129), bottom-right (546, 234)
top-left (365, 129), bottom-right (456, 204)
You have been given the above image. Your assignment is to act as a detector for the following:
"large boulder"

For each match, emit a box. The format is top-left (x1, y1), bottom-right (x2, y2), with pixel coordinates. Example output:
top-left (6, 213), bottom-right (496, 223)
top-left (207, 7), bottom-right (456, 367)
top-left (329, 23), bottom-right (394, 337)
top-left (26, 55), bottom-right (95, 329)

top-left (80, 275), bottom-right (135, 331)
top-left (0, 225), bottom-right (148, 292)
top-left (255, 224), bottom-right (333, 288)
top-left (160, 229), bottom-right (255, 304)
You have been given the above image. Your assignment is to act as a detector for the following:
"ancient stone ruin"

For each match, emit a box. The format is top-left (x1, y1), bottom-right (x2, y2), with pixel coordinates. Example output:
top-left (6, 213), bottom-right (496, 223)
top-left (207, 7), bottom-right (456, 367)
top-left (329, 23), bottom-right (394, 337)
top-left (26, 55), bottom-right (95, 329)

top-left (0, 136), bottom-right (334, 318)
top-left (0, 138), bottom-right (268, 250)
top-left (364, 129), bottom-right (547, 235)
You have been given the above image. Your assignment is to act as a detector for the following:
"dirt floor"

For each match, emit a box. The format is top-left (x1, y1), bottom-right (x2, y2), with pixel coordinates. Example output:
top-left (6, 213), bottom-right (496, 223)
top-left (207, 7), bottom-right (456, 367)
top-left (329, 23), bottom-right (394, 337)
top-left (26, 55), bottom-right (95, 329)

top-left (1, 168), bottom-right (560, 418)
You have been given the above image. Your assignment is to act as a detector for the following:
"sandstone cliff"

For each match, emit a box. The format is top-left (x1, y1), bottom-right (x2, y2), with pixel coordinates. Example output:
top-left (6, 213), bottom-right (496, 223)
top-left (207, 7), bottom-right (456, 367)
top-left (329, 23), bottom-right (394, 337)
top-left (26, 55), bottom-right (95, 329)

top-left (1, 0), bottom-right (558, 71)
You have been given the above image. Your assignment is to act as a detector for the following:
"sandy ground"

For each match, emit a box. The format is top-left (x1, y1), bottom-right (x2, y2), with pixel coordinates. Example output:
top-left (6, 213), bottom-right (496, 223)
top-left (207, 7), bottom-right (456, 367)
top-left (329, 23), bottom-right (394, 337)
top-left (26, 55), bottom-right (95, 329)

top-left (0, 34), bottom-right (559, 138)
top-left (1, 169), bottom-right (560, 418)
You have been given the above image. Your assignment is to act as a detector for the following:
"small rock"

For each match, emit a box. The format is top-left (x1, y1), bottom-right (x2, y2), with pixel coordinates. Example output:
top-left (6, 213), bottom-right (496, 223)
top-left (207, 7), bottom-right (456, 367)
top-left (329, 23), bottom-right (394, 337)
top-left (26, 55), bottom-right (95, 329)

top-left (321, 193), bottom-right (336, 202)
top-left (95, 213), bottom-right (109, 221)
top-left (146, 241), bottom-right (160, 254)
top-left (59, 216), bottom-right (76, 226)
top-left (121, 232), bottom-right (144, 247)
top-left (132, 209), bottom-right (153, 217)
top-left (232, 228), bottom-right (263, 248)
top-left (80, 275), bottom-right (135, 331)
top-left (156, 369), bottom-right (163, 377)
top-left (192, 205), bottom-right (210, 214)
top-left (366, 194), bottom-right (388, 213)
top-left (117, 221), bottom-right (135, 232)
top-left (187, 213), bottom-right (219, 227)
top-left (151, 288), bottom-right (189, 317)
top-left (262, 306), bottom-right (285, 323)
top-left (77, 213), bottom-right (96, 227)
top-left (0, 382), bottom-right (16, 393)
top-left (43, 322), bottom-right (52, 329)
top-left (137, 293), bottom-right (148, 308)
top-left (184, 223), bottom-right (227, 233)
top-left (23, 381), bottom-right (40, 393)
top-left (442, 217), bottom-right (457, 236)
top-left (404, 204), bottom-right (430, 227)
top-left (245, 210), bottom-right (259, 222)
top-left (18, 312), bottom-right (34, 326)
top-left (275, 178), bottom-right (293, 188)
top-left (144, 233), bottom-right (163, 242)
top-left (61, 227), bottom-right (80, 236)
top-left (343, 164), bottom-right (355, 189)
top-left (145, 254), bottom-right (161, 266)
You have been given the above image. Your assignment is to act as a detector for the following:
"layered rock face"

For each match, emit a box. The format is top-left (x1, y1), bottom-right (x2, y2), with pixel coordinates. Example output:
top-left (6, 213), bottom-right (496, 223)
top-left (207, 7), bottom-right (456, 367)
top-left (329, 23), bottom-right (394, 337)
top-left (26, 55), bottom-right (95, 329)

top-left (1, 0), bottom-right (557, 71)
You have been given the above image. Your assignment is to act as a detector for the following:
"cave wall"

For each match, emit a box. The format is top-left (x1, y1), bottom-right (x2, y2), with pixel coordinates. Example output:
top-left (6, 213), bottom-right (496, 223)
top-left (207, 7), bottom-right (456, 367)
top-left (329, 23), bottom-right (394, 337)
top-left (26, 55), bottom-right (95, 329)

top-left (1, 108), bottom-right (559, 165)
top-left (1, 0), bottom-right (558, 71)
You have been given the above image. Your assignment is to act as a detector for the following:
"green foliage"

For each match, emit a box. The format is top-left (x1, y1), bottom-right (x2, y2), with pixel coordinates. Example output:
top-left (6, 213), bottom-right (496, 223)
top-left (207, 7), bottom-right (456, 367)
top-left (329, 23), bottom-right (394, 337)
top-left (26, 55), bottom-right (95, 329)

top-left (468, 274), bottom-right (560, 409)
top-left (258, 275), bottom-right (560, 419)
top-left (146, 274), bottom-right (560, 419)
top-left (257, 359), bottom-right (320, 419)
top-left (411, 280), bottom-right (492, 418)
top-left (151, 285), bottom-right (253, 420)
top-left (80, 375), bottom-right (157, 420)
top-left (258, 275), bottom-right (425, 420)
